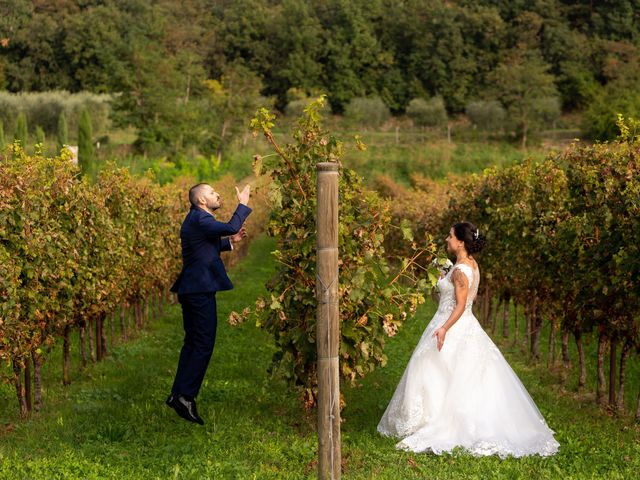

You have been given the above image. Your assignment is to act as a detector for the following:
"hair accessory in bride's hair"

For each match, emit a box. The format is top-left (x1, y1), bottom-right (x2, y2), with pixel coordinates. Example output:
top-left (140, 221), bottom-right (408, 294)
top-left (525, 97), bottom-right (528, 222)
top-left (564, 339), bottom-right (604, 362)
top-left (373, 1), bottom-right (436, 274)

top-left (473, 229), bottom-right (480, 240)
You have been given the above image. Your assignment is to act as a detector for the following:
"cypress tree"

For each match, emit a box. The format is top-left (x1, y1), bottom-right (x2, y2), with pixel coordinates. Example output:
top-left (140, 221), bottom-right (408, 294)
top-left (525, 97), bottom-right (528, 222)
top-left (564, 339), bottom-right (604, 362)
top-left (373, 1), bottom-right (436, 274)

top-left (35, 125), bottom-right (46, 145)
top-left (14, 112), bottom-right (28, 147)
top-left (78, 110), bottom-right (94, 174)
top-left (57, 112), bottom-right (68, 151)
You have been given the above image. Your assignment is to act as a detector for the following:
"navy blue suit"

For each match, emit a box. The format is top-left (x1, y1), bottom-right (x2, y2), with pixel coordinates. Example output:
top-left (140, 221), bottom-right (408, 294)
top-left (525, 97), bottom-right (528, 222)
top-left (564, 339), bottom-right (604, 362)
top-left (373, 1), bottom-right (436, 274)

top-left (170, 203), bottom-right (252, 399)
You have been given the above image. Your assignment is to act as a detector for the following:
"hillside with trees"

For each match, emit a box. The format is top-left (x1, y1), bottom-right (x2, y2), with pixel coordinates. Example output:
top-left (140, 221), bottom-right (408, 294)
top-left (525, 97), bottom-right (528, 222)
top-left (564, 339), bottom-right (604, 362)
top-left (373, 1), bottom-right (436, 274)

top-left (1, 0), bottom-right (639, 153)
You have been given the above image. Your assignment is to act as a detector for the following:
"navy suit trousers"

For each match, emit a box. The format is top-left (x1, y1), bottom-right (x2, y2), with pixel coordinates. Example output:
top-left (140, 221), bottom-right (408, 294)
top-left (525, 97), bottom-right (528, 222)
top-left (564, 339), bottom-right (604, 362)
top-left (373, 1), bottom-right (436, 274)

top-left (171, 293), bottom-right (218, 399)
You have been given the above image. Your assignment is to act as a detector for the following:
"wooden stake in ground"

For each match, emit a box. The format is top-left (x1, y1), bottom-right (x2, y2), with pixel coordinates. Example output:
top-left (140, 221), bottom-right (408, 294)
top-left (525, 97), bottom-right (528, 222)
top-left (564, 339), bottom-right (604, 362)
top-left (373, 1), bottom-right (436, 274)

top-left (316, 162), bottom-right (341, 480)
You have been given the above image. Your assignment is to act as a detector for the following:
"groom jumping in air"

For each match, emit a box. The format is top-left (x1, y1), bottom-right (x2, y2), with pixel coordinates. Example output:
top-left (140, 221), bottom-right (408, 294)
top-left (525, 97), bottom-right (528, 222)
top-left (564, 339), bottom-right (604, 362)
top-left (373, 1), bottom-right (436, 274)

top-left (166, 182), bottom-right (251, 425)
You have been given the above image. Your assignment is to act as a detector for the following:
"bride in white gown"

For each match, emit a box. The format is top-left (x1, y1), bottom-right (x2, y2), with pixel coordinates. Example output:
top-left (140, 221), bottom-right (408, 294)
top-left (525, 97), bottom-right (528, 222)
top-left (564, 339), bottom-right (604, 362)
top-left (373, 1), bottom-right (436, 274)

top-left (377, 222), bottom-right (559, 458)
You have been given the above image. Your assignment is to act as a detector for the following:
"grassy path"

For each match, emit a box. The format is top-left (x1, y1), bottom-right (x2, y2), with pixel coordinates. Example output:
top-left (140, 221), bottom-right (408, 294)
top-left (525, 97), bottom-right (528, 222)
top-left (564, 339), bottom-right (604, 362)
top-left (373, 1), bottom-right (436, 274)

top-left (1, 234), bottom-right (638, 479)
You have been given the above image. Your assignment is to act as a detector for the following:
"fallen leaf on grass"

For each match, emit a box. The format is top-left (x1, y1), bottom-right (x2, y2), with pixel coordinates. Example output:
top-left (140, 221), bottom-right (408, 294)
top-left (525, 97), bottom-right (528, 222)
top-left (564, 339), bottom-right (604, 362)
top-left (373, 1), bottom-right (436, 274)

top-left (2, 423), bottom-right (15, 434)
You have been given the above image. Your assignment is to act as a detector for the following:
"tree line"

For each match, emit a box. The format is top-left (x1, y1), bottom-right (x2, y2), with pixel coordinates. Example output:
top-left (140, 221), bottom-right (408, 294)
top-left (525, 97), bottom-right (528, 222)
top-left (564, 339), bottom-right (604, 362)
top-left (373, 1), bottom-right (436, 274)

top-left (1, 0), bottom-right (640, 151)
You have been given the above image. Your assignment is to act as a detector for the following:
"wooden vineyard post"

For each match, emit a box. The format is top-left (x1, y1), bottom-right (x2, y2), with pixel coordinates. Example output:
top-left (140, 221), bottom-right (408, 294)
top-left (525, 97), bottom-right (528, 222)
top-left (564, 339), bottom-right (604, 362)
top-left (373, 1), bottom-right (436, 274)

top-left (316, 162), bottom-right (341, 480)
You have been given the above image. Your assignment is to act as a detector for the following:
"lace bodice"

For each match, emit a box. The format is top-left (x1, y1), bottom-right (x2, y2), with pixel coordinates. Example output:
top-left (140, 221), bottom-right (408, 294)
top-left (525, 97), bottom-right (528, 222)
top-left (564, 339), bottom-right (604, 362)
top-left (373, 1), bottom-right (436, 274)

top-left (436, 263), bottom-right (479, 314)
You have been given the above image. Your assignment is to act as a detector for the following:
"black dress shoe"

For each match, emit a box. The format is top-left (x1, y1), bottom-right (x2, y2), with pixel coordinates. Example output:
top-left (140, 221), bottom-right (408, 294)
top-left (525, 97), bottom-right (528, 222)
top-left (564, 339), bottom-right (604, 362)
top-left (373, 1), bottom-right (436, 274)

top-left (166, 394), bottom-right (204, 425)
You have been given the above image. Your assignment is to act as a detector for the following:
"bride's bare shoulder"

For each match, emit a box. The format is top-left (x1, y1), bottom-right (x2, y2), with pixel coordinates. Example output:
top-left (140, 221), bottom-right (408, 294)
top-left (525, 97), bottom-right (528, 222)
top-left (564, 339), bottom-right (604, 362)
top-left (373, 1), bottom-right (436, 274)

top-left (459, 258), bottom-right (478, 269)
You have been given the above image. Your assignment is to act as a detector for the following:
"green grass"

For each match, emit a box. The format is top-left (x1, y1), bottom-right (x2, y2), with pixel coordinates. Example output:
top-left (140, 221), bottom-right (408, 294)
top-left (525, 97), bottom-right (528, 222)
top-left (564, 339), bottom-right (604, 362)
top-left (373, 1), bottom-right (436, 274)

top-left (10, 117), bottom-right (564, 187)
top-left (276, 129), bottom-right (550, 186)
top-left (1, 234), bottom-right (638, 479)
top-left (95, 126), bottom-right (552, 186)
top-left (341, 138), bottom-right (547, 186)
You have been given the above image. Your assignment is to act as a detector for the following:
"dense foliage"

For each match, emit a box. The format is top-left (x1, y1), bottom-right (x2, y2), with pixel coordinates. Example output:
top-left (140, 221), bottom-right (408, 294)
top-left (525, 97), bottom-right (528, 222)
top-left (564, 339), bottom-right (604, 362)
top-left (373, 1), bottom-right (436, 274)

top-left (234, 98), bottom-right (441, 408)
top-left (0, 91), bottom-right (110, 139)
top-left (378, 117), bottom-right (640, 414)
top-left (0, 144), bottom-right (267, 417)
top-left (0, 144), bottom-right (185, 416)
top-left (2, 0), bottom-right (640, 144)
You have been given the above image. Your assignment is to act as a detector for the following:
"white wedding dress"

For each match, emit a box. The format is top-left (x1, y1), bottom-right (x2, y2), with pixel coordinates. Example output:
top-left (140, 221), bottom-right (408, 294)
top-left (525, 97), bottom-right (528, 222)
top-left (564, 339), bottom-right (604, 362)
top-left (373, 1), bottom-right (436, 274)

top-left (377, 263), bottom-right (559, 458)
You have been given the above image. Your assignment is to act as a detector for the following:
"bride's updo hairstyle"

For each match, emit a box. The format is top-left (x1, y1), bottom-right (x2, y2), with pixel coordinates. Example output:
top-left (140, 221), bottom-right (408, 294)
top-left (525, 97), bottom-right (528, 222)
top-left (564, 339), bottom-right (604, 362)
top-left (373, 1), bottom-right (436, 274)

top-left (453, 222), bottom-right (486, 254)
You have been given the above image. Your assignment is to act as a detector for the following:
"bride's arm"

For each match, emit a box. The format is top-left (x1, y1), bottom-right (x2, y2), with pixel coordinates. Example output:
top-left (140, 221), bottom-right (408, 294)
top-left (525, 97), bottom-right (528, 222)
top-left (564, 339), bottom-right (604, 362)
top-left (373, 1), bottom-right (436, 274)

top-left (432, 269), bottom-right (469, 351)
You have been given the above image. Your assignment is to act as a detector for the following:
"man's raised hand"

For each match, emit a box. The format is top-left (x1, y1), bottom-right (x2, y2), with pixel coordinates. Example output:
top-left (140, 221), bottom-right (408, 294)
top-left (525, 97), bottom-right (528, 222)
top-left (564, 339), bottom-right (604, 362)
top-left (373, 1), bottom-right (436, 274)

top-left (230, 227), bottom-right (247, 244)
top-left (236, 184), bottom-right (251, 206)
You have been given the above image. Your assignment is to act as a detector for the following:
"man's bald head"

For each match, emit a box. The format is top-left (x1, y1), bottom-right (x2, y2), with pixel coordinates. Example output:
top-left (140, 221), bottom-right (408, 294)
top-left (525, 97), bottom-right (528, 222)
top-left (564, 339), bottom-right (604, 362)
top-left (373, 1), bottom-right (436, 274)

top-left (189, 183), bottom-right (221, 211)
top-left (189, 183), bottom-right (210, 206)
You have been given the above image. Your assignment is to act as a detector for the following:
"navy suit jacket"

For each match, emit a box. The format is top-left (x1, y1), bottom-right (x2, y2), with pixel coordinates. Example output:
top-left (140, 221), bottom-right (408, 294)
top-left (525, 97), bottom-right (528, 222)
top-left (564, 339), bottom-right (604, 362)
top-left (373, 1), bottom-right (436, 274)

top-left (170, 203), bottom-right (252, 295)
